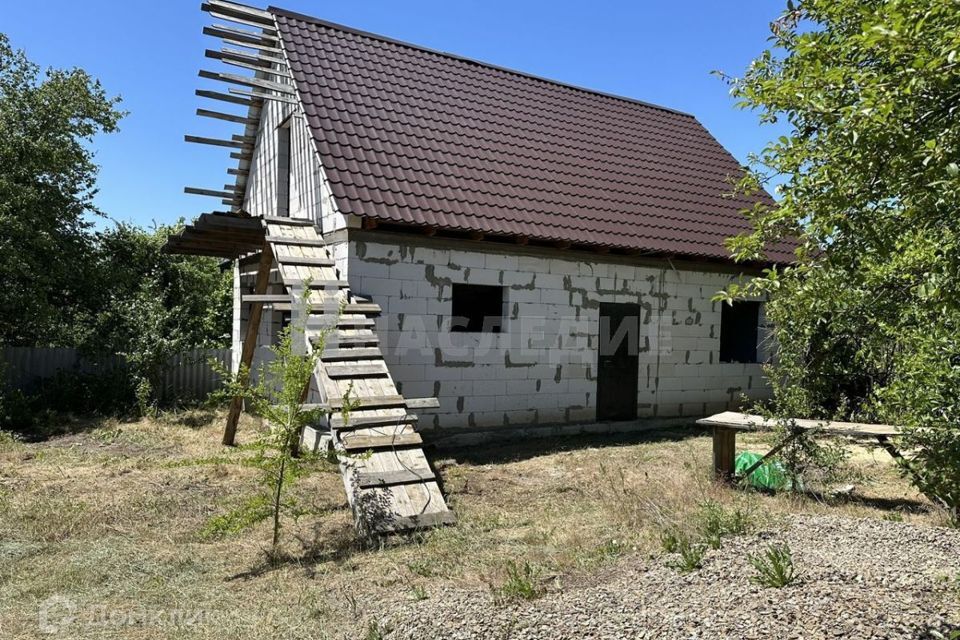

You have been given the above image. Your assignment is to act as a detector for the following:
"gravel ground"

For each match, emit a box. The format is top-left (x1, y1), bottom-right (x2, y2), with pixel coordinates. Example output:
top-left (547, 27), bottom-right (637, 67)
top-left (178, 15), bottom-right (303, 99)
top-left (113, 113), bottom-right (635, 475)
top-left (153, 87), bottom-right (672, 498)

top-left (384, 515), bottom-right (960, 639)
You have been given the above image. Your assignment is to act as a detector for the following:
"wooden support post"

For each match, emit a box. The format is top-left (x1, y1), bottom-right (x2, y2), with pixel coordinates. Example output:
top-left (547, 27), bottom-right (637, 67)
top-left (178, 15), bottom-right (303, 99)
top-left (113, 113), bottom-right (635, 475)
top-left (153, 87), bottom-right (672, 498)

top-left (712, 426), bottom-right (737, 481)
top-left (223, 243), bottom-right (273, 445)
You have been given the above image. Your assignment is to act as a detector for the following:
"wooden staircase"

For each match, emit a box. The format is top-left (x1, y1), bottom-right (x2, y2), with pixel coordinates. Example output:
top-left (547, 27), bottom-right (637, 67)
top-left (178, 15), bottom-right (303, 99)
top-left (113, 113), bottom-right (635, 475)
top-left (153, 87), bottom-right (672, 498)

top-left (256, 217), bottom-right (454, 535)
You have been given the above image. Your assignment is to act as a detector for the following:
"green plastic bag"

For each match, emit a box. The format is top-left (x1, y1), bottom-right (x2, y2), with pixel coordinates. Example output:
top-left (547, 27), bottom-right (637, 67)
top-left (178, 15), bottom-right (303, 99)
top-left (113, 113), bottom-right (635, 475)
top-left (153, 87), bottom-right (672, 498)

top-left (735, 451), bottom-right (789, 490)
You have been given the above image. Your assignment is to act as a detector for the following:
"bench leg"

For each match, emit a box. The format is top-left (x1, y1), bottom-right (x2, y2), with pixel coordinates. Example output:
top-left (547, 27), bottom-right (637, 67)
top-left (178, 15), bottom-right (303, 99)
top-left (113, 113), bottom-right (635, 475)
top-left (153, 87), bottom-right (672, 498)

top-left (713, 426), bottom-right (737, 482)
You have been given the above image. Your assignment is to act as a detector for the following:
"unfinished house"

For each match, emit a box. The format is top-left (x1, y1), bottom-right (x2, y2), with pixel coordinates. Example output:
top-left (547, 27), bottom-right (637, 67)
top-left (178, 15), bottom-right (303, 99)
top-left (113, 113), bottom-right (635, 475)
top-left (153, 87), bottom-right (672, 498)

top-left (165, 1), bottom-right (790, 532)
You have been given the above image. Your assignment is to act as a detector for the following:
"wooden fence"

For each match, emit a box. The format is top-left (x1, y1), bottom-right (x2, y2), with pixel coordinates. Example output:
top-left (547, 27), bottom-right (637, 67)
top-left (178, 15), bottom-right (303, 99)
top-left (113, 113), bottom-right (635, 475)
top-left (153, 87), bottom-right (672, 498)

top-left (0, 347), bottom-right (232, 402)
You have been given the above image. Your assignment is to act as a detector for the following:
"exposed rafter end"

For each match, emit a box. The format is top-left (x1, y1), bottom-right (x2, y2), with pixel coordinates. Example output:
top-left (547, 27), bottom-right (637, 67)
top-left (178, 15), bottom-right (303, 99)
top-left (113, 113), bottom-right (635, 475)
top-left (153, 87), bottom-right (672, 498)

top-left (469, 231), bottom-right (485, 241)
top-left (515, 235), bottom-right (529, 246)
top-left (185, 134), bottom-right (249, 150)
top-left (228, 88), bottom-right (297, 104)
top-left (362, 218), bottom-right (378, 230)
top-left (555, 240), bottom-right (572, 250)
top-left (185, 186), bottom-right (237, 199)
top-left (196, 108), bottom-right (257, 125)
top-left (422, 226), bottom-right (437, 237)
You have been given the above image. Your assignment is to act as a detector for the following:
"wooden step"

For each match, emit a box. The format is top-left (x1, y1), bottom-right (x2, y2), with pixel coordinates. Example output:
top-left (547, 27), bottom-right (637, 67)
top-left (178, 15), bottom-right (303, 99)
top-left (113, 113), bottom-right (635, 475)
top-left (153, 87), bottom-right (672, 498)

top-left (274, 255), bottom-right (335, 267)
top-left (337, 316), bottom-right (375, 329)
top-left (327, 333), bottom-right (379, 347)
top-left (265, 235), bottom-right (327, 247)
top-left (405, 397), bottom-right (441, 410)
top-left (283, 278), bottom-right (348, 289)
top-left (330, 394), bottom-right (405, 410)
top-left (320, 347), bottom-right (382, 361)
top-left (331, 413), bottom-right (418, 430)
top-left (263, 216), bottom-right (314, 226)
top-left (324, 362), bottom-right (389, 379)
top-left (268, 302), bottom-right (381, 315)
top-left (341, 432), bottom-right (423, 451)
top-left (371, 510), bottom-right (457, 534)
top-left (356, 468), bottom-right (435, 489)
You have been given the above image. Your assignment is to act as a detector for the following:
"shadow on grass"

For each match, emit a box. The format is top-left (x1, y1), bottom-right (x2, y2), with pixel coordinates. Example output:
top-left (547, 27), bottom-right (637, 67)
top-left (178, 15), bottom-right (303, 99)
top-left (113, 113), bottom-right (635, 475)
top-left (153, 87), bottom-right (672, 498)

top-left (431, 422), bottom-right (707, 466)
top-left (225, 519), bottom-right (372, 581)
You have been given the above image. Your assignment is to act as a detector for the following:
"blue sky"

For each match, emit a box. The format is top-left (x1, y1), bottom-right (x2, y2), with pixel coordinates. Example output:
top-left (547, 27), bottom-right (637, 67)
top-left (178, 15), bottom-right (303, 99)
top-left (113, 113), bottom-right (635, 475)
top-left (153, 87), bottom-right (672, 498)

top-left (3, 0), bottom-right (786, 229)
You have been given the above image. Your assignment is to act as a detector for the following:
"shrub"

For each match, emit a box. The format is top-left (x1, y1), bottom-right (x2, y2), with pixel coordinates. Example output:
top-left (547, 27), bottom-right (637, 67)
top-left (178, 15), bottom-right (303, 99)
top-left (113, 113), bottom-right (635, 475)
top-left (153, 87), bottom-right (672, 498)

top-left (749, 543), bottom-right (798, 588)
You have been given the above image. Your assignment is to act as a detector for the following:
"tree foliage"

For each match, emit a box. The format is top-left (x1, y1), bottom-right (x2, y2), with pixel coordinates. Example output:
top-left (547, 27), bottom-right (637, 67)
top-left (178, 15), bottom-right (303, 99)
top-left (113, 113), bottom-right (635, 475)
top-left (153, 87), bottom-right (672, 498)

top-left (0, 33), bottom-right (123, 345)
top-left (723, 0), bottom-right (960, 514)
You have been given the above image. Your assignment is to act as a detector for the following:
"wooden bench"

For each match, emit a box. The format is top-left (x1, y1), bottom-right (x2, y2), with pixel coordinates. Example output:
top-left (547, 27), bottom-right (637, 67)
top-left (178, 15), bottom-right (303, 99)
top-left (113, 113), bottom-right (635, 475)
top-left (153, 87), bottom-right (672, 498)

top-left (697, 411), bottom-right (904, 482)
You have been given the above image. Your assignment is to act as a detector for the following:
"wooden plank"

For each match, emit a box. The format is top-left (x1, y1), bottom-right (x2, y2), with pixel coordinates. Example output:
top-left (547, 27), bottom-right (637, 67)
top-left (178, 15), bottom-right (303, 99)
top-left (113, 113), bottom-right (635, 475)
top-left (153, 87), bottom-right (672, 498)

top-left (356, 468), bottom-right (435, 489)
top-left (265, 235), bottom-right (327, 247)
top-left (242, 294), bottom-right (294, 303)
top-left (405, 397), bottom-right (441, 410)
top-left (274, 255), bottom-right (335, 267)
top-left (219, 56), bottom-right (285, 76)
top-left (198, 69), bottom-right (294, 94)
top-left (196, 108), bottom-right (257, 125)
top-left (321, 347), bottom-right (382, 361)
top-left (324, 362), bottom-right (389, 379)
top-left (224, 243), bottom-right (273, 445)
top-left (263, 216), bottom-right (315, 226)
top-left (196, 88), bottom-right (257, 106)
top-left (328, 333), bottom-right (379, 347)
top-left (697, 412), bottom-right (901, 438)
top-left (227, 167), bottom-right (250, 176)
top-left (372, 510), bottom-right (457, 534)
top-left (336, 317), bottom-right (375, 328)
top-left (281, 279), bottom-right (347, 289)
top-left (184, 135), bottom-right (247, 149)
top-left (330, 394), bottom-right (405, 410)
top-left (331, 413), bottom-right (416, 430)
top-left (341, 432), bottom-right (423, 451)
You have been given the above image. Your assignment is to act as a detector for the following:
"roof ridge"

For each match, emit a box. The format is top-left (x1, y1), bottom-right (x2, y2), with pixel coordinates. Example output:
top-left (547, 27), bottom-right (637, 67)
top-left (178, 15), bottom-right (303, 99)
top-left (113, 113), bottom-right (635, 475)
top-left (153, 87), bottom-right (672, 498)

top-left (267, 5), bottom-right (695, 119)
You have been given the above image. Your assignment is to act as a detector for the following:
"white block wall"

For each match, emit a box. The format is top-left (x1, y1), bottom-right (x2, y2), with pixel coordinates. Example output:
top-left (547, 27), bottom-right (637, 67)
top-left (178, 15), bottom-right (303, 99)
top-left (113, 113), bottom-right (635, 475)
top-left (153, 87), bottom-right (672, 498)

top-left (348, 234), bottom-right (771, 436)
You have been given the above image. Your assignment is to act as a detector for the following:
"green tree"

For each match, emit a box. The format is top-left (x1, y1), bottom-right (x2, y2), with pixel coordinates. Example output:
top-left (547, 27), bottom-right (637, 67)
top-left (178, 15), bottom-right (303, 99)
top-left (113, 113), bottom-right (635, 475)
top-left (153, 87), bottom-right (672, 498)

top-left (79, 222), bottom-right (232, 411)
top-left (0, 33), bottom-right (124, 345)
top-left (722, 0), bottom-right (960, 515)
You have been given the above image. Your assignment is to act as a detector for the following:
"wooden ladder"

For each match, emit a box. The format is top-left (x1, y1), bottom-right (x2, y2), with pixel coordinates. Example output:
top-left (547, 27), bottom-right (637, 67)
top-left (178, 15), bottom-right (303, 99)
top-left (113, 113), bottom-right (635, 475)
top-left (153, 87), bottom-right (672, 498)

top-left (251, 216), bottom-right (455, 534)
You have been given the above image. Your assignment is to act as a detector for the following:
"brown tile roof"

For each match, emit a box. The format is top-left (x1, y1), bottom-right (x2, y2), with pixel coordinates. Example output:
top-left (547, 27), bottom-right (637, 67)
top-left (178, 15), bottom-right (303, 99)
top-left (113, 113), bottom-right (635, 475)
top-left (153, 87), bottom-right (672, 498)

top-left (270, 7), bottom-right (792, 263)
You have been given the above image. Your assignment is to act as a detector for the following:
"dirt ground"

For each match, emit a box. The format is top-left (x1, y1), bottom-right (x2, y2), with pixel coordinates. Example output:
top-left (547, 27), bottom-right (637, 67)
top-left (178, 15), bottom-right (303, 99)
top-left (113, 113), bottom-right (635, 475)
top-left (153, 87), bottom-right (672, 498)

top-left (0, 411), bottom-right (955, 639)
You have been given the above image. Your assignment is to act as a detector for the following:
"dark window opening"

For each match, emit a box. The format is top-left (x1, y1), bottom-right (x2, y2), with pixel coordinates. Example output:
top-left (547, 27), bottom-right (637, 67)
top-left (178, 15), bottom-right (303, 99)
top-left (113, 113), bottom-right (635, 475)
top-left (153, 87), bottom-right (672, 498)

top-left (277, 123), bottom-right (291, 217)
top-left (450, 284), bottom-right (504, 333)
top-left (719, 301), bottom-right (760, 363)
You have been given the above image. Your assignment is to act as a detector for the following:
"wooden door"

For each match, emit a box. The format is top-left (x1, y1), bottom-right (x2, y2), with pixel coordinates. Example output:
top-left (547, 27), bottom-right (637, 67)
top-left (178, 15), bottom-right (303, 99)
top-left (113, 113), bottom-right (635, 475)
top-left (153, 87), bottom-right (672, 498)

top-left (596, 303), bottom-right (640, 421)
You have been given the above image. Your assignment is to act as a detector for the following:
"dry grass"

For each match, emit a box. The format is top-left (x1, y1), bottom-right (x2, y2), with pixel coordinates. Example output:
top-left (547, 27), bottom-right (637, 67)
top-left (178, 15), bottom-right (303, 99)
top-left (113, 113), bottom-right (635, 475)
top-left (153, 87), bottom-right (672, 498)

top-left (0, 413), bottom-right (944, 638)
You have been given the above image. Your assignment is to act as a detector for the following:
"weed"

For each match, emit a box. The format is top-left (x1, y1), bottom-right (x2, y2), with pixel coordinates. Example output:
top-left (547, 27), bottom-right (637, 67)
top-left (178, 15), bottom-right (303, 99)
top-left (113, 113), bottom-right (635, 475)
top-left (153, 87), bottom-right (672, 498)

top-left (659, 528), bottom-right (681, 553)
top-left (364, 619), bottom-right (390, 640)
top-left (882, 511), bottom-right (904, 523)
top-left (0, 429), bottom-right (22, 452)
top-left (407, 557), bottom-right (438, 578)
top-left (697, 499), bottom-right (752, 549)
top-left (409, 584), bottom-right (428, 601)
top-left (666, 536), bottom-right (706, 574)
top-left (749, 543), bottom-right (798, 588)
top-left (496, 560), bottom-right (542, 601)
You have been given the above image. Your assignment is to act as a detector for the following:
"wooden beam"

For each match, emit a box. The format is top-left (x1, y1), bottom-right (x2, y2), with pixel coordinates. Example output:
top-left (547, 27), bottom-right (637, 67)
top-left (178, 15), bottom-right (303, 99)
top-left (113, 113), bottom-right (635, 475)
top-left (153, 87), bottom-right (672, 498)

top-left (320, 347), bottom-right (382, 361)
top-left (185, 186), bottom-right (236, 199)
top-left (219, 56), bottom-right (285, 76)
top-left (198, 69), bottom-right (294, 94)
top-left (223, 243), bottom-right (274, 445)
top-left (223, 45), bottom-right (284, 63)
top-left (712, 426), bottom-right (737, 481)
top-left (422, 226), bottom-right (437, 237)
top-left (324, 362), bottom-right (389, 379)
top-left (515, 235), bottom-right (529, 246)
top-left (215, 35), bottom-right (283, 55)
top-left (202, 24), bottom-right (277, 47)
top-left (196, 108), bottom-right (257, 126)
top-left (469, 231), bottom-right (485, 241)
top-left (274, 255), bottom-right (335, 267)
top-left (361, 217), bottom-right (378, 230)
top-left (200, 2), bottom-right (277, 34)
top-left (371, 510), bottom-right (457, 534)
top-left (227, 88), bottom-right (298, 105)
top-left (196, 88), bottom-right (258, 107)
top-left (205, 0), bottom-right (275, 21)
top-left (264, 235), bottom-right (326, 247)
top-left (227, 167), bottom-right (250, 176)
top-left (556, 240), bottom-right (572, 250)
top-left (184, 134), bottom-right (248, 149)
top-left (405, 397), bottom-right (441, 410)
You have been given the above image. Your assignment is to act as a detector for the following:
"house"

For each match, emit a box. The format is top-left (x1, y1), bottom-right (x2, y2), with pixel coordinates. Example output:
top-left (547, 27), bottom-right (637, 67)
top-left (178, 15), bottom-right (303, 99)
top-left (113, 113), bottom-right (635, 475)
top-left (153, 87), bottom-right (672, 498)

top-left (165, 1), bottom-right (787, 531)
